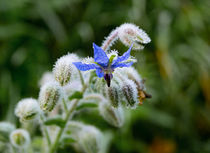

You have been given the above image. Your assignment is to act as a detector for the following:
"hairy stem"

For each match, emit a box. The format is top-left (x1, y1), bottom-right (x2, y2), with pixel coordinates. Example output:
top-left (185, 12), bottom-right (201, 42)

top-left (101, 28), bottom-right (119, 52)
top-left (40, 114), bottom-right (51, 146)
top-left (78, 70), bottom-right (85, 87)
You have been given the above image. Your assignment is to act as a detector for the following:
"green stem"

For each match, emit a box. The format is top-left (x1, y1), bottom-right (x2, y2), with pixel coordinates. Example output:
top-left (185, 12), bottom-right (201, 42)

top-left (62, 98), bottom-right (68, 114)
top-left (40, 115), bottom-right (51, 146)
top-left (49, 82), bottom-right (87, 153)
top-left (78, 70), bottom-right (85, 86)
top-left (11, 145), bottom-right (17, 153)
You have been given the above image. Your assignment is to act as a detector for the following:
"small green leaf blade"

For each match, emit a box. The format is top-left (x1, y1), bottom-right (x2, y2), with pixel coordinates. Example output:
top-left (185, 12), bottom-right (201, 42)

top-left (44, 116), bottom-right (65, 127)
top-left (76, 102), bottom-right (98, 110)
top-left (68, 91), bottom-right (83, 100)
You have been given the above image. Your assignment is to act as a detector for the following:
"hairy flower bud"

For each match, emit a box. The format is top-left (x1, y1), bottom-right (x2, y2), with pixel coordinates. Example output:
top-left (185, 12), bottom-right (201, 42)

top-left (10, 129), bottom-right (30, 148)
top-left (78, 126), bottom-right (103, 153)
top-left (0, 122), bottom-right (15, 141)
top-left (118, 23), bottom-right (151, 50)
top-left (39, 82), bottom-right (62, 112)
top-left (122, 79), bottom-right (138, 108)
top-left (53, 53), bottom-right (79, 86)
top-left (15, 98), bottom-right (40, 122)
top-left (66, 122), bottom-right (103, 153)
top-left (105, 82), bottom-right (120, 107)
top-left (118, 67), bottom-right (144, 89)
top-left (99, 101), bottom-right (124, 127)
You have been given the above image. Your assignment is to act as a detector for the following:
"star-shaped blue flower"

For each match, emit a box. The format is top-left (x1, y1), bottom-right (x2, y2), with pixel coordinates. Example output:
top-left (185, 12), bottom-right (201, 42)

top-left (73, 43), bottom-right (134, 87)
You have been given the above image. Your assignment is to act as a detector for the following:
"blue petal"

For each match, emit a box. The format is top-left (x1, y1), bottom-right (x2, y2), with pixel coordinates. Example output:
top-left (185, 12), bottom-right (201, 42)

top-left (93, 43), bottom-right (109, 67)
top-left (73, 62), bottom-right (98, 71)
top-left (112, 44), bottom-right (133, 65)
top-left (95, 68), bottom-right (104, 78)
top-left (111, 62), bottom-right (134, 69)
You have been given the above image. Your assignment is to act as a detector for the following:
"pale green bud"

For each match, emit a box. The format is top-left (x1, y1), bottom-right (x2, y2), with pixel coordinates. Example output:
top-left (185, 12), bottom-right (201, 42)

top-left (15, 98), bottom-right (40, 122)
top-left (10, 129), bottom-right (30, 148)
top-left (106, 82), bottom-right (121, 107)
top-left (118, 23), bottom-right (151, 50)
top-left (99, 101), bottom-right (124, 127)
top-left (118, 67), bottom-right (144, 90)
top-left (66, 122), bottom-right (104, 153)
top-left (122, 79), bottom-right (138, 108)
top-left (78, 126), bottom-right (103, 153)
top-left (0, 122), bottom-right (15, 141)
top-left (39, 82), bottom-right (62, 112)
top-left (53, 53), bottom-right (79, 86)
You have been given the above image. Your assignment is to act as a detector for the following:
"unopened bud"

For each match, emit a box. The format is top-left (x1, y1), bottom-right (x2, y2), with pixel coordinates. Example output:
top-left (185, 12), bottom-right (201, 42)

top-left (53, 53), bottom-right (79, 86)
top-left (15, 98), bottom-right (40, 122)
top-left (122, 79), bottom-right (138, 108)
top-left (0, 122), bottom-right (15, 141)
top-left (10, 129), bottom-right (30, 148)
top-left (119, 67), bottom-right (144, 90)
top-left (39, 82), bottom-right (62, 112)
top-left (118, 23), bottom-right (151, 50)
top-left (99, 101), bottom-right (124, 127)
top-left (78, 126), bottom-right (103, 153)
top-left (106, 82), bottom-right (120, 107)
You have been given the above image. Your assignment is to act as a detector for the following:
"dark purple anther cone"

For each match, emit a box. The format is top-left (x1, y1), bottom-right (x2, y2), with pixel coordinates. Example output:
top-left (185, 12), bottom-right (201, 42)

top-left (104, 73), bottom-right (113, 87)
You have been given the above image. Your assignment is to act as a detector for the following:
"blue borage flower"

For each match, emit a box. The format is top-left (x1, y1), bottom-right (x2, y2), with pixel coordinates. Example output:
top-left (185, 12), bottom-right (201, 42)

top-left (73, 43), bottom-right (134, 87)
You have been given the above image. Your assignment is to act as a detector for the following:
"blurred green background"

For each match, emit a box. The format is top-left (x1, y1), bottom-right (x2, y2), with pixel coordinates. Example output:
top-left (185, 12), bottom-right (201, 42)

top-left (0, 0), bottom-right (210, 153)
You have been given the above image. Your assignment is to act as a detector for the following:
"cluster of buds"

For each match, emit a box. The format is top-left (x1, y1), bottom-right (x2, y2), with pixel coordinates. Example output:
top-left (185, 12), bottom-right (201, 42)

top-left (7, 22), bottom-right (151, 153)
top-left (96, 67), bottom-right (151, 127)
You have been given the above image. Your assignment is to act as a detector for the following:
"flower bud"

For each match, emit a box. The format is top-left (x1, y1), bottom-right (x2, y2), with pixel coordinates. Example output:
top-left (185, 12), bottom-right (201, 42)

top-left (118, 23), bottom-right (151, 50)
top-left (118, 67), bottom-right (144, 89)
top-left (53, 53), bottom-right (79, 86)
top-left (99, 101), bottom-right (124, 127)
top-left (65, 122), bottom-right (104, 153)
top-left (0, 122), bottom-right (15, 141)
top-left (122, 79), bottom-right (138, 108)
top-left (78, 126), bottom-right (103, 153)
top-left (39, 82), bottom-right (62, 112)
top-left (105, 82), bottom-right (120, 107)
top-left (15, 98), bottom-right (40, 122)
top-left (10, 129), bottom-right (30, 148)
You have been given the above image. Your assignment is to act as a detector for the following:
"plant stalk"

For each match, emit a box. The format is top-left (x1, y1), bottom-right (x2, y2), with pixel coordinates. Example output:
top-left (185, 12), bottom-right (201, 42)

top-left (49, 72), bottom-right (87, 153)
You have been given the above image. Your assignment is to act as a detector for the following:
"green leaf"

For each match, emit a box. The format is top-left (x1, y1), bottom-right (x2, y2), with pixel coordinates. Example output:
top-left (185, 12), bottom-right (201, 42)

top-left (68, 91), bottom-right (83, 100)
top-left (44, 116), bottom-right (65, 127)
top-left (59, 136), bottom-right (76, 148)
top-left (76, 102), bottom-right (98, 110)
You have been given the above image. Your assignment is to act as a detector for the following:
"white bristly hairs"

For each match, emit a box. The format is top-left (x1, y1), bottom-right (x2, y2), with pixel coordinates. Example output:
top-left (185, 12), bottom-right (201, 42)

top-left (38, 81), bottom-right (63, 112)
top-left (101, 23), bottom-right (151, 52)
top-left (10, 129), bottom-right (30, 148)
top-left (15, 98), bottom-right (40, 122)
top-left (53, 53), bottom-right (79, 86)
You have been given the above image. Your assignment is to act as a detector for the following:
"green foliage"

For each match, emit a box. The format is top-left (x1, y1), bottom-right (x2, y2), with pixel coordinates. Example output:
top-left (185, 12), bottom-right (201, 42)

top-left (76, 103), bottom-right (98, 111)
top-left (44, 116), bottom-right (65, 127)
top-left (68, 91), bottom-right (83, 100)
